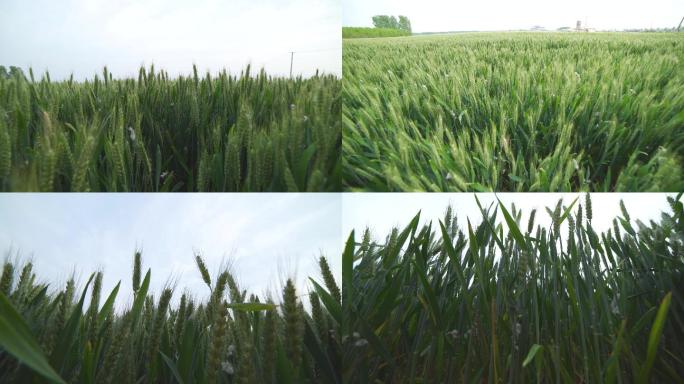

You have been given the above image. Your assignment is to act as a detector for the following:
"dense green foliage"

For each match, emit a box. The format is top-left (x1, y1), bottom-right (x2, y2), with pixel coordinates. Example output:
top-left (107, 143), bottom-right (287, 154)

top-left (0, 252), bottom-right (341, 383)
top-left (371, 15), bottom-right (412, 33)
top-left (342, 27), bottom-right (411, 39)
top-left (343, 33), bottom-right (684, 191)
top-left (0, 65), bottom-right (341, 191)
top-left (345, 193), bottom-right (684, 382)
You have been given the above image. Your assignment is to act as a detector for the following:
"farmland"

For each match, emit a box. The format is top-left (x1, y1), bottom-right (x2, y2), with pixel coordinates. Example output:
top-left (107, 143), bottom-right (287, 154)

top-left (342, 27), bottom-right (411, 39)
top-left (344, 193), bottom-right (684, 382)
top-left (0, 252), bottom-right (341, 383)
top-left (0, 65), bottom-right (340, 192)
top-left (343, 33), bottom-right (684, 191)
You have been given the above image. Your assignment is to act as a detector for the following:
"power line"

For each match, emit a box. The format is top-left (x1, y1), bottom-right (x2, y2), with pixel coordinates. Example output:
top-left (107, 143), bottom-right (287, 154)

top-left (287, 48), bottom-right (341, 77)
top-left (257, 47), bottom-right (338, 65)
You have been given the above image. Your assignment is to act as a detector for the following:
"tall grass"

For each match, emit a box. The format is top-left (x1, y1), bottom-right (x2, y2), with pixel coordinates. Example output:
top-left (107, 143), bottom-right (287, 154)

top-left (343, 33), bottom-right (684, 191)
top-left (0, 252), bottom-right (341, 383)
top-left (344, 193), bottom-right (684, 382)
top-left (0, 65), bottom-right (341, 191)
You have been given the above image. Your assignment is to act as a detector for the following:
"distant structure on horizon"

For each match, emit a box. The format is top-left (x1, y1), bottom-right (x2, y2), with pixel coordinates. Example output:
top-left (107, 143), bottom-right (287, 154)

top-left (575, 20), bottom-right (594, 32)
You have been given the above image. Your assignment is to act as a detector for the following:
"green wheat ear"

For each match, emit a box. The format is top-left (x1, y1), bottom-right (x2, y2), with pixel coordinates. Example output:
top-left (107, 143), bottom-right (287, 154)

top-left (195, 253), bottom-right (211, 289)
top-left (319, 256), bottom-right (340, 304)
top-left (173, 293), bottom-right (187, 347)
top-left (283, 278), bottom-right (303, 373)
top-left (310, 291), bottom-right (328, 344)
top-left (526, 209), bottom-right (537, 233)
top-left (208, 271), bottom-right (229, 321)
top-left (0, 261), bottom-right (14, 295)
top-left (86, 271), bottom-right (102, 342)
top-left (585, 193), bottom-right (593, 223)
top-left (16, 262), bottom-right (34, 294)
top-left (132, 251), bottom-right (141, 292)
top-left (619, 199), bottom-right (631, 222)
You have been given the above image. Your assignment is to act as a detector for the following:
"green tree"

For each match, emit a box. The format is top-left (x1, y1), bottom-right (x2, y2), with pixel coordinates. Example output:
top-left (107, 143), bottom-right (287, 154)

top-left (372, 15), bottom-right (401, 29)
top-left (398, 15), bottom-right (412, 32)
top-left (389, 16), bottom-right (399, 29)
top-left (372, 15), bottom-right (410, 31)
top-left (372, 15), bottom-right (392, 29)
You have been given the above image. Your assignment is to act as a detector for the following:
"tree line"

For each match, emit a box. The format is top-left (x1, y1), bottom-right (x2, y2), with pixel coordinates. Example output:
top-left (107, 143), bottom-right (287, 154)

top-left (372, 15), bottom-right (412, 33)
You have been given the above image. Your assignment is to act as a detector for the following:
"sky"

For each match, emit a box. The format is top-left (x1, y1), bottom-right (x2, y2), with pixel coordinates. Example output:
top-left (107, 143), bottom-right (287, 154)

top-left (343, 0), bottom-right (684, 32)
top-left (0, 193), bottom-right (342, 311)
top-left (0, 0), bottom-right (341, 81)
top-left (343, 193), bottom-right (677, 243)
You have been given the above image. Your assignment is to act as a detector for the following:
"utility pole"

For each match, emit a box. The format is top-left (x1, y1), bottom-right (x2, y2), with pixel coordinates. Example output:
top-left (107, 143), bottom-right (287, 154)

top-left (289, 52), bottom-right (294, 77)
top-left (678, 16), bottom-right (684, 31)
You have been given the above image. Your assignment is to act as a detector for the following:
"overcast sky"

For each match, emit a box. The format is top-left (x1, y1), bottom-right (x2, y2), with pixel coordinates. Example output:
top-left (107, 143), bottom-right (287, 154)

top-left (343, 193), bottom-right (676, 243)
top-left (0, 0), bottom-right (341, 81)
top-left (343, 0), bottom-right (684, 32)
top-left (0, 193), bottom-right (341, 311)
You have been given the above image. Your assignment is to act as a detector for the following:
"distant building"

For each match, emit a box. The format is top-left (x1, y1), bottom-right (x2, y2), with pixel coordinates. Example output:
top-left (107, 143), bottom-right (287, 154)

top-left (575, 20), bottom-right (594, 32)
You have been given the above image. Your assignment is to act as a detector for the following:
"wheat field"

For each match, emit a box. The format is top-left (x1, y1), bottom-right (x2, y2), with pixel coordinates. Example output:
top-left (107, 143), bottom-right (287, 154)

top-left (0, 65), bottom-right (341, 192)
top-left (343, 33), bottom-right (684, 192)
top-left (0, 252), bottom-right (341, 383)
top-left (344, 193), bottom-right (684, 382)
